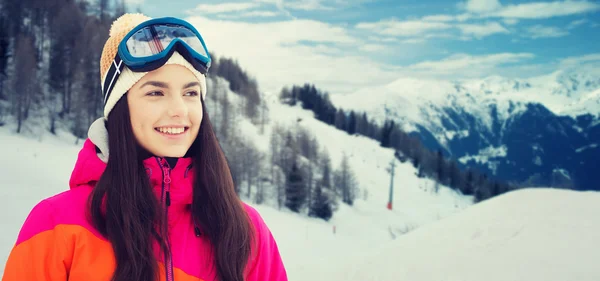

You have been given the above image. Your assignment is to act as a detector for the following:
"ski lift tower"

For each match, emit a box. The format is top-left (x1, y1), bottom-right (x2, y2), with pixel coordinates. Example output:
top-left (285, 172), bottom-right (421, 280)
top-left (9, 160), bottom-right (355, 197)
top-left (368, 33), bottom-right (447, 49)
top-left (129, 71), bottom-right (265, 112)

top-left (386, 159), bottom-right (396, 210)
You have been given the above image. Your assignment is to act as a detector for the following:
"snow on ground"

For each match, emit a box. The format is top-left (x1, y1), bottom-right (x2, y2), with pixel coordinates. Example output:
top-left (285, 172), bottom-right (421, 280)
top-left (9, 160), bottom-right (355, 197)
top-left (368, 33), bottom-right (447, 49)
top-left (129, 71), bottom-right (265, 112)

top-left (459, 145), bottom-right (508, 173)
top-left (341, 188), bottom-right (600, 281)
top-left (0, 93), bottom-right (472, 280)
top-left (2, 100), bottom-right (599, 280)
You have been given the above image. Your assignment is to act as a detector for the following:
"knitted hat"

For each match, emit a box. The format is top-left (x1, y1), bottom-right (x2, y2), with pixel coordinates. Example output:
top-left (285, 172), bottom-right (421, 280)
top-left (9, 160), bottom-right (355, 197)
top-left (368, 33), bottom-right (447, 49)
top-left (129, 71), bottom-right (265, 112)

top-left (99, 13), bottom-right (207, 119)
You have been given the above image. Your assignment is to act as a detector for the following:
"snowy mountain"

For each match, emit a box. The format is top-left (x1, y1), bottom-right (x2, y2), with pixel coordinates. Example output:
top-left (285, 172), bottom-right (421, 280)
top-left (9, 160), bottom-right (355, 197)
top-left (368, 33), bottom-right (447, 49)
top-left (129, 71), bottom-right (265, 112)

top-left (331, 67), bottom-right (600, 190)
top-left (3, 93), bottom-right (598, 280)
top-left (0, 76), bottom-right (473, 279)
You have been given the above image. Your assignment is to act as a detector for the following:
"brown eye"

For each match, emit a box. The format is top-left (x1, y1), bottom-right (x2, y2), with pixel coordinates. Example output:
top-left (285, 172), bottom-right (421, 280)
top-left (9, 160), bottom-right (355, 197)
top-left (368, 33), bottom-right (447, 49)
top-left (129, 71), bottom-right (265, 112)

top-left (185, 91), bottom-right (199, 96)
top-left (146, 91), bottom-right (163, 96)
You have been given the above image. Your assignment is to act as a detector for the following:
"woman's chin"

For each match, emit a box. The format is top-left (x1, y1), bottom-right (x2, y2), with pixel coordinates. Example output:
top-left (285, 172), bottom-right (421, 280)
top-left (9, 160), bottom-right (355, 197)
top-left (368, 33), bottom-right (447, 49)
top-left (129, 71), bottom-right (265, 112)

top-left (150, 145), bottom-right (190, 158)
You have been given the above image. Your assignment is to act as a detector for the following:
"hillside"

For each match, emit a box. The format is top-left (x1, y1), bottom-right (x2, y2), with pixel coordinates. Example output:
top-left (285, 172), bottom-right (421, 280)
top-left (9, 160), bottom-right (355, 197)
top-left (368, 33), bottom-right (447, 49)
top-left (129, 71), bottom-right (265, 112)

top-left (0, 77), bottom-right (473, 280)
top-left (342, 188), bottom-right (600, 281)
top-left (330, 68), bottom-right (600, 190)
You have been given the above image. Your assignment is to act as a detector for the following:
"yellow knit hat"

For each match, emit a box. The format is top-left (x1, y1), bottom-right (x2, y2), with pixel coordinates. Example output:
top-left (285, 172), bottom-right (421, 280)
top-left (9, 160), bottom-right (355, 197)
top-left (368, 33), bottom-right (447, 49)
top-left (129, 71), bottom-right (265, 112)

top-left (99, 13), bottom-right (207, 119)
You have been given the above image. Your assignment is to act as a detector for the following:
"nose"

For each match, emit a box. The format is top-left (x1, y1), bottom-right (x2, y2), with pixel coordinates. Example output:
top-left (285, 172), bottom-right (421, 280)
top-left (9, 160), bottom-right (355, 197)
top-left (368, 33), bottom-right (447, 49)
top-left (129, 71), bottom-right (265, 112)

top-left (167, 94), bottom-right (188, 118)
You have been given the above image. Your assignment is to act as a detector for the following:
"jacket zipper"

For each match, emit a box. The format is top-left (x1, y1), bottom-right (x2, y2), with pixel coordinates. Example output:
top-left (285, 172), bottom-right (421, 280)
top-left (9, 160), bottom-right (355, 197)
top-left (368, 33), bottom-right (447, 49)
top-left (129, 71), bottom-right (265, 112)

top-left (158, 158), bottom-right (175, 281)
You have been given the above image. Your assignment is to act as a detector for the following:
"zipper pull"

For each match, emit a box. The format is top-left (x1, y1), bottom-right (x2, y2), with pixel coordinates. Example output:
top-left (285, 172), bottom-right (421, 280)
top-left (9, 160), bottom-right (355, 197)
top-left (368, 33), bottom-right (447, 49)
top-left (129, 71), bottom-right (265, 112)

top-left (163, 167), bottom-right (171, 184)
top-left (166, 191), bottom-right (171, 207)
top-left (194, 226), bottom-right (202, 237)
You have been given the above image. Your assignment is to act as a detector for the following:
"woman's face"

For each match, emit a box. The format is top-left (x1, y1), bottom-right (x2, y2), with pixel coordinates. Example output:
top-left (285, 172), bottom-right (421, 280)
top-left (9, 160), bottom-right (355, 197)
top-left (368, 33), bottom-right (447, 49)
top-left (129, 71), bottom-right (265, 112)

top-left (127, 64), bottom-right (203, 158)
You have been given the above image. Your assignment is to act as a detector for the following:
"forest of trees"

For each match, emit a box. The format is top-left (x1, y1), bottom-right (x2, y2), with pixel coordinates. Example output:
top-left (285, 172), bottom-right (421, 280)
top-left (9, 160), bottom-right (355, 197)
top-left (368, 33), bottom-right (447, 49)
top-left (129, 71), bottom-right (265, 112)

top-left (0, 0), bottom-right (266, 133)
top-left (0, 0), bottom-right (354, 221)
top-left (0, 0), bottom-right (129, 135)
top-left (204, 78), bottom-right (355, 221)
top-left (279, 83), bottom-right (515, 203)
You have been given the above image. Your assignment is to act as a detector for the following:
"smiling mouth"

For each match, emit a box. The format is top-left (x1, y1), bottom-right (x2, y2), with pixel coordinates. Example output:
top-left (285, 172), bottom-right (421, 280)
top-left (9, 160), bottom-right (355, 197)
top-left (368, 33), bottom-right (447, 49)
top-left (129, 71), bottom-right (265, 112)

top-left (154, 127), bottom-right (189, 135)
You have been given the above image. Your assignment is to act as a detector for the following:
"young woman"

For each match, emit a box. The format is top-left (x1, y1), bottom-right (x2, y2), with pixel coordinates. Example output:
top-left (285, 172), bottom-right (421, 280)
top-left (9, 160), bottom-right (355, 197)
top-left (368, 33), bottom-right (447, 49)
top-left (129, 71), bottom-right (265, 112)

top-left (2, 13), bottom-right (288, 281)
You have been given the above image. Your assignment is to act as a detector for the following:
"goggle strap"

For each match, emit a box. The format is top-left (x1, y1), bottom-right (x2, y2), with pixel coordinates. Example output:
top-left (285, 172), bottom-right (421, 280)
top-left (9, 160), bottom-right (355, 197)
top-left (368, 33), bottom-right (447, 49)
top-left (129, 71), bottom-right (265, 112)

top-left (103, 55), bottom-right (125, 106)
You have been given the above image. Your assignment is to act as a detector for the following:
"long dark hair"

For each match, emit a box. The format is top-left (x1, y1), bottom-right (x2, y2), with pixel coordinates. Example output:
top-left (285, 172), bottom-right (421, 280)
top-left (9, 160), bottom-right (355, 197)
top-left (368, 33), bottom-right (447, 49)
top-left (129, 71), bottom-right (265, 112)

top-left (89, 95), bottom-right (254, 281)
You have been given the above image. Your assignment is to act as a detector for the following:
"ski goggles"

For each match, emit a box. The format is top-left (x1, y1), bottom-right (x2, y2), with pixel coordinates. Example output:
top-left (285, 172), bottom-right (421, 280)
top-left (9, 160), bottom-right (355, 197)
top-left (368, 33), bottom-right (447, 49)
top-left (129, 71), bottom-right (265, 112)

top-left (103, 17), bottom-right (211, 105)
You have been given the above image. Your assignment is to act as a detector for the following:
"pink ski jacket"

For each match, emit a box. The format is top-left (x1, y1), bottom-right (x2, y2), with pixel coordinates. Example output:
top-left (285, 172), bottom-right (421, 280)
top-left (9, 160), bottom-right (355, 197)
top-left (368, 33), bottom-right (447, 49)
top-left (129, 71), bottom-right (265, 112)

top-left (2, 133), bottom-right (288, 281)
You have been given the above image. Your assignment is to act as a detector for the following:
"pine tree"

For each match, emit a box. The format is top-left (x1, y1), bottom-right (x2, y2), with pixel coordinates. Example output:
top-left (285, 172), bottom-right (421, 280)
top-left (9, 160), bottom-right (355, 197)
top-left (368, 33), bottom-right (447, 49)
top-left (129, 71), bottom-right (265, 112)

top-left (463, 169), bottom-right (474, 195)
top-left (356, 112), bottom-right (368, 136)
top-left (0, 15), bottom-right (9, 101)
top-left (269, 124), bottom-right (285, 209)
top-left (309, 183), bottom-right (333, 221)
top-left (279, 87), bottom-right (294, 105)
top-left (347, 111), bottom-right (357, 135)
top-left (435, 149), bottom-right (446, 192)
top-left (98, 0), bottom-right (110, 22)
top-left (285, 162), bottom-right (306, 212)
top-left (335, 153), bottom-right (357, 205)
top-left (309, 148), bottom-right (337, 220)
top-left (334, 108), bottom-right (346, 131)
top-left (48, 2), bottom-right (84, 117)
top-left (243, 79), bottom-right (260, 123)
top-left (448, 160), bottom-right (462, 190)
top-left (322, 93), bottom-right (336, 125)
top-left (475, 173), bottom-right (493, 202)
top-left (11, 34), bottom-right (40, 133)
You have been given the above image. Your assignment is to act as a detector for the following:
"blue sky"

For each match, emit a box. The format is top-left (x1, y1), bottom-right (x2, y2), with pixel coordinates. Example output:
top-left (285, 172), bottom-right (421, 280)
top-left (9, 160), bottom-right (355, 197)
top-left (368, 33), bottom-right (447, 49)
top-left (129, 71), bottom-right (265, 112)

top-left (125, 0), bottom-right (600, 95)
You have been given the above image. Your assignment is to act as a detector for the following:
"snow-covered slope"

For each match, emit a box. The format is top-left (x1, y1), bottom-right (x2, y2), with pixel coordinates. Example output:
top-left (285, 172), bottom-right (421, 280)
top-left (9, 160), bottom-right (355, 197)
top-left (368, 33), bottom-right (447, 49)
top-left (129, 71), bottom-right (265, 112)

top-left (3, 125), bottom-right (599, 280)
top-left (329, 67), bottom-right (600, 190)
top-left (2, 75), bottom-right (599, 280)
top-left (332, 67), bottom-right (600, 141)
top-left (342, 188), bottom-right (600, 281)
top-left (0, 78), bottom-right (472, 279)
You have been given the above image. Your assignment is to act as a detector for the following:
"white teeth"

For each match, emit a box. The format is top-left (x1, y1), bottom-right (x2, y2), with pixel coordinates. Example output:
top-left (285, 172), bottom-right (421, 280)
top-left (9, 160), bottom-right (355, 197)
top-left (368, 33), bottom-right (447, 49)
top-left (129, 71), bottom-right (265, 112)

top-left (157, 127), bottom-right (185, 135)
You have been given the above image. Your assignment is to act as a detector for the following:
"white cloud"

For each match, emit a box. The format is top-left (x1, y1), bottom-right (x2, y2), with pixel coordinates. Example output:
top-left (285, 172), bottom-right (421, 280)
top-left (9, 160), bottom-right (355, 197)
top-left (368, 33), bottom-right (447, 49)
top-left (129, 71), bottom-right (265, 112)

top-left (494, 1), bottom-right (600, 19)
top-left (356, 18), bottom-right (511, 42)
top-left (357, 16), bottom-right (511, 41)
top-left (286, 0), bottom-right (335, 10)
top-left (183, 14), bottom-right (569, 92)
top-left (455, 13), bottom-right (473, 22)
top-left (243, 10), bottom-right (279, 17)
top-left (356, 19), bottom-right (452, 36)
top-left (503, 18), bottom-right (519, 25)
top-left (414, 13), bottom-right (472, 23)
top-left (422, 14), bottom-right (456, 22)
top-left (216, 10), bottom-right (279, 18)
top-left (424, 33), bottom-right (459, 39)
top-left (368, 36), bottom-right (400, 43)
top-left (192, 2), bottom-right (260, 14)
top-left (256, 0), bottom-right (337, 12)
top-left (255, 0), bottom-right (295, 18)
top-left (525, 25), bottom-right (569, 38)
top-left (359, 44), bottom-right (388, 52)
top-left (401, 38), bottom-right (426, 44)
top-left (457, 22), bottom-right (509, 37)
top-left (307, 44), bottom-right (346, 56)
top-left (560, 53), bottom-right (600, 67)
top-left (460, 0), bottom-right (600, 19)
top-left (567, 18), bottom-right (588, 29)
top-left (462, 0), bottom-right (502, 13)
top-left (408, 53), bottom-right (535, 74)
top-left (186, 16), bottom-right (400, 95)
